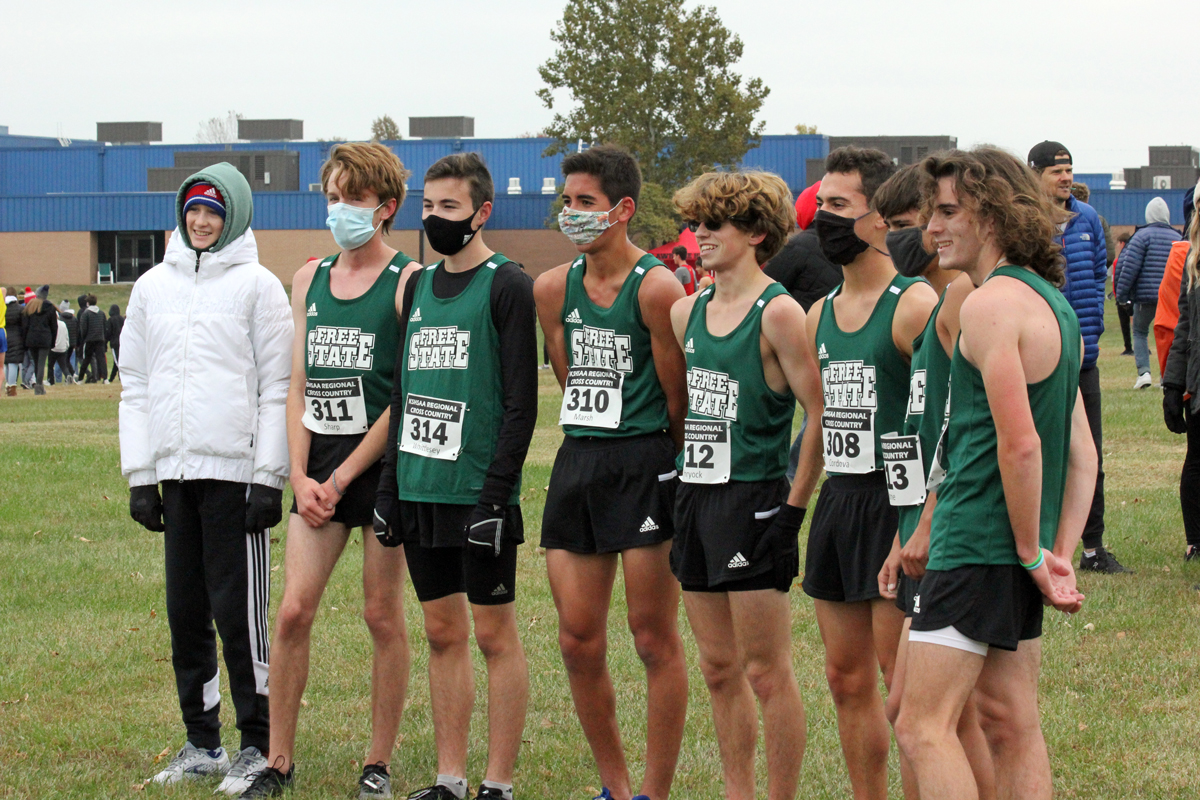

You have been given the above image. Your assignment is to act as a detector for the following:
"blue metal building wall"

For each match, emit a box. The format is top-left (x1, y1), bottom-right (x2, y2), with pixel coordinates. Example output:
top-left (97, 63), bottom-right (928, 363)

top-left (739, 135), bottom-right (828, 189)
top-left (1074, 173), bottom-right (1114, 193)
top-left (1089, 189), bottom-right (1189, 226)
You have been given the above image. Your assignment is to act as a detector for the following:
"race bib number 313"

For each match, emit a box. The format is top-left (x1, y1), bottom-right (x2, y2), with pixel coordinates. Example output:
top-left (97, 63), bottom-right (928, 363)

top-left (821, 408), bottom-right (875, 473)
top-left (680, 419), bottom-right (731, 484)
top-left (302, 377), bottom-right (369, 435)
top-left (881, 433), bottom-right (925, 506)
top-left (400, 393), bottom-right (465, 460)
top-left (559, 367), bottom-right (623, 429)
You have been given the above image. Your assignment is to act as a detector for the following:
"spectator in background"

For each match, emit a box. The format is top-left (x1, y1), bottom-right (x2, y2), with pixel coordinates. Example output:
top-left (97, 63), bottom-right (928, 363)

top-left (1071, 182), bottom-right (1116, 268)
top-left (77, 293), bottom-right (108, 384)
top-left (1029, 140), bottom-right (1129, 573)
top-left (21, 286), bottom-right (57, 396)
top-left (764, 180), bottom-right (842, 312)
top-left (75, 294), bottom-right (89, 378)
top-left (107, 303), bottom-right (125, 382)
top-left (48, 308), bottom-right (72, 386)
top-left (1116, 197), bottom-right (1182, 389)
top-left (1162, 183), bottom-right (1200, 561)
top-left (671, 244), bottom-right (696, 294)
top-left (0, 287), bottom-right (6, 393)
top-left (59, 301), bottom-right (79, 380)
top-left (694, 255), bottom-right (713, 291)
top-left (1113, 231), bottom-right (1135, 355)
top-left (4, 293), bottom-right (24, 394)
top-left (1156, 183), bottom-right (1198, 377)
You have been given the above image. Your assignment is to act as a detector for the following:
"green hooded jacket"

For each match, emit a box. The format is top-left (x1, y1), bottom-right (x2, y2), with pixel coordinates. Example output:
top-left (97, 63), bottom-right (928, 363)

top-left (174, 162), bottom-right (254, 253)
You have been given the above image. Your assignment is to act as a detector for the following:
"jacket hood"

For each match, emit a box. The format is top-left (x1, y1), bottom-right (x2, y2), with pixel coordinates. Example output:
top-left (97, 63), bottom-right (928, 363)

top-left (175, 162), bottom-right (253, 252)
top-left (1146, 197), bottom-right (1171, 225)
top-left (164, 225), bottom-right (260, 278)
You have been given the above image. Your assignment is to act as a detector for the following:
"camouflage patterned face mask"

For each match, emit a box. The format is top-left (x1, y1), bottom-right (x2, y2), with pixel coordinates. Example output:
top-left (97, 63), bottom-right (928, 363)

top-left (558, 202), bottom-right (623, 245)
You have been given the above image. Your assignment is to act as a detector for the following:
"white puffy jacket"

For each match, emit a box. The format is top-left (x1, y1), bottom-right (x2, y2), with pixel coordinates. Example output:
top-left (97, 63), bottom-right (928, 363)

top-left (119, 228), bottom-right (294, 489)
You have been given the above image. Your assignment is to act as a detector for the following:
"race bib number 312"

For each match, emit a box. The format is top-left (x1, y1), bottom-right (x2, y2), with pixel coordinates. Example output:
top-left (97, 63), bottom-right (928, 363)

top-left (821, 408), bottom-right (875, 473)
top-left (680, 419), bottom-right (731, 484)
top-left (301, 377), bottom-right (369, 435)
top-left (559, 367), bottom-right (623, 429)
top-left (400, 393), bottom-right (465, 461)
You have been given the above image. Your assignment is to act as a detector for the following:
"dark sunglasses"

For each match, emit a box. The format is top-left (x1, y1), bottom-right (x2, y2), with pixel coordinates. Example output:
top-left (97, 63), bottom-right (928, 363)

top-left (686, 215), bottom-right (754, 233)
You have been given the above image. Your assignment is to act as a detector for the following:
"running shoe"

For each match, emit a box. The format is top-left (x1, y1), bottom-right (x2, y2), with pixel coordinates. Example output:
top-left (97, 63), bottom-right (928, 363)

top-left (1186, 545), bottom-right (1198, 562)
top-left (238, 765), bottom-right (294, 798)
top-left (472, 787), bottom-right (506, 800)
top-left (1134, 373), bottom-right (1152, 389)
top-left (1079, 547), bottom-right (1134, 574)
top-left (359, 762), bottom-right (392, 798)
top-left (406, 786), bottom-right (461, 800)
top-left (150, 742), bottom-right (230, 784)
top-left (215, 746), bottom-right (267, 796)
top-left (592, 790), bottom-right (613, 800)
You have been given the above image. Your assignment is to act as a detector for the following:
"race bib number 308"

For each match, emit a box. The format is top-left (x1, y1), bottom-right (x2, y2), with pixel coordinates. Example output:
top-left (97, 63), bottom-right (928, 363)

top-left (680, 419), bottom-right (731, 484)
top-left (400, 393), bottom-right (465, 460)
top-left (821, 408), bottom-right (875, 473)
top-left (302, 377), bottom-right (369, 435)
top-left (559, 367), bottom-right (623, 429)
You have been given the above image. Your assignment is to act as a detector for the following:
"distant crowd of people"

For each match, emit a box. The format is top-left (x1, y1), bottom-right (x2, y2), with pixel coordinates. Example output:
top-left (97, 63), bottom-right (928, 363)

top-left (0, 287), bottom-right (123, 395)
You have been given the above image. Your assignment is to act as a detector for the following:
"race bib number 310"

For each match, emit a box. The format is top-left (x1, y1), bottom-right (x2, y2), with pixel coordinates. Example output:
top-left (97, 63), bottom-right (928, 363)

top-left (559, 367), bottom-right (623, 429)
top-left (680, 419), bottom-right (731, 484)
top-left (821, 408), bottom-right (875, 473)
top-left (302, 377), bottom-right (369, 435)
top-left (400, 393), bottom-right (465, 461)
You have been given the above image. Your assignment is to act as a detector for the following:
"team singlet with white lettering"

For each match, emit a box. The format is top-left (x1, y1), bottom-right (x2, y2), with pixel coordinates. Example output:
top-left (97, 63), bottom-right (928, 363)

top-left (302, 251), bottom-right (411, 434)
top-left (678, 282), bottom-right (793, 484)
top-left (560, 253), bottom-right (670, 439)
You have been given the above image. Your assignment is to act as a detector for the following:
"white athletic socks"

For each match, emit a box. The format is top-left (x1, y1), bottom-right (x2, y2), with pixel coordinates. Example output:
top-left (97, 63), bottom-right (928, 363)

top-left (437, 775), bottom-right (468, 799)
top-left (481, 780), bottom-right (514, 800)
top-left (1084, 548), bottom-right (1097, 557)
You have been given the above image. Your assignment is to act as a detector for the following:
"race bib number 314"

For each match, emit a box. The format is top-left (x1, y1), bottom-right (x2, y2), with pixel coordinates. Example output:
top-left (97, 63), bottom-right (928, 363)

top-left (400, 393), bottom-right (465, 461)
top-left (559, 367), bottom-right (623, 429)
top-left (821, 408), bottom-right (875, 473)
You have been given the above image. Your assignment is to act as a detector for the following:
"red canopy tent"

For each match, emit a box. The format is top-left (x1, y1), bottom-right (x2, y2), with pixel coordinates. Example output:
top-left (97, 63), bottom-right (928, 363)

top-left (649, 227), bottom-right (699, 263)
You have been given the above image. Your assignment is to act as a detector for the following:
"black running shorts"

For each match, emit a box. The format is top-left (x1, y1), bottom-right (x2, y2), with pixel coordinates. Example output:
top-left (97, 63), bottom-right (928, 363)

top-left (290, 432), bottom-right (381, 530)
top-left (540, 432), bottom-right (677, 554)
top-left (802, 472), bottom-right (897, 603)
top-left (896, 571), bottom-right (920, 616)
top-left (671, 478), bottom-right (791, 592)
top-left (400, 501), bottom-right (522, 606)
top-left (909, 564), bottom-right (1044, 651)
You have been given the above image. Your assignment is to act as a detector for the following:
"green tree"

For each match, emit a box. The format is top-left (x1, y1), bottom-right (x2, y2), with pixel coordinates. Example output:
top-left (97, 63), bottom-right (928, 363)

top-left (371, 115), bottom-right (402, 141)
top-left (537, 0), bottom-right (768, 190)
top-left (794, 123), bottom-right (819, 135)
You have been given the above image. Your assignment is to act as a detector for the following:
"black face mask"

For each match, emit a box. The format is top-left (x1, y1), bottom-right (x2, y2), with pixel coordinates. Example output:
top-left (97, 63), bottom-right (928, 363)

top-left (814, 209), bottom-right (872, 266)
top-left (885, 227), bottom-right (936, 278)
top-left (423, 211), bottom-right (479, 256)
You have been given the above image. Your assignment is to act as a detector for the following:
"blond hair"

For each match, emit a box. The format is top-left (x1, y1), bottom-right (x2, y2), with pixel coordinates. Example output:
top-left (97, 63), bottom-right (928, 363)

top-left (1186, 205), bottom-right (1200, 289)
top-left (673, 171), bottom-right (795, 265)
top-left (320, 142), bottom-right (411, 233)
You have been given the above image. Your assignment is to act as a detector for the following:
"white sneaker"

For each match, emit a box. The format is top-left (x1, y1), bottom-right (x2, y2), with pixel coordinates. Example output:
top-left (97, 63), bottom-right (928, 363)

top-left (1134, 373), bottom-right (1152, 389)
top-left (150, 742), bottom-right (230, 784)
top-left (215, 746), bottom-right (267, 795)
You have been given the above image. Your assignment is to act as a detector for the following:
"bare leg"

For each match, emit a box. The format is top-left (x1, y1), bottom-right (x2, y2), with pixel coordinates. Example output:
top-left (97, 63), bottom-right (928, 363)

top-left (621, 542), bottom-right (687, 799)
top-left (973, 639), bottom-right (1050, 800)
top-left (813, 599), bottom-right (891, 800)
top-left (472, 601), bottom-right (529, 785)
top-left (886, 619), bottom-right (919, 800)
top-left (266, 515), bottom-right (350, 772)
top-left (420, 593), bottom-right (474, 778)
top-left (546, 550), bottom-right (631, 799)
top-left (361, 528), bottom-right (409, 767)
top-left (959, 692), bottom-right (996, 800)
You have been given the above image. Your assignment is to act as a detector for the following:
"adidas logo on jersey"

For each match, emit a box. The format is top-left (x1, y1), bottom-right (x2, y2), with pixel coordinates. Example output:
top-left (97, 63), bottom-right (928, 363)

top-left (307, 303), bottom-right (318, 317)
top-left (565, 308), bottom-right (583, 324)
top-left (817, 343), bottom-right (829, 360)
top-left (639, 517), bottom-right (659, 532)
top-left (492, 583), bottom-right (507, 596)
top-left (685, 338), bottom-right (694, 353)
top-left (727, 552), bottom-right (749, 569)
top-left (410, 307), bottom-right (422, 322)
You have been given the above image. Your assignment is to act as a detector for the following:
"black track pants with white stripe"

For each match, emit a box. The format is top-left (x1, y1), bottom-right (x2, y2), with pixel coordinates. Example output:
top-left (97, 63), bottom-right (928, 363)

top-left (162, 480), bottom-right (270, 752)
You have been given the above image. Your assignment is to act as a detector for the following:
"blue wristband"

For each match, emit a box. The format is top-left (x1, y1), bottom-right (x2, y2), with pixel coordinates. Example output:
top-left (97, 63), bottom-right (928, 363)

top-left (1020, 550), bottom-right (1045, 571)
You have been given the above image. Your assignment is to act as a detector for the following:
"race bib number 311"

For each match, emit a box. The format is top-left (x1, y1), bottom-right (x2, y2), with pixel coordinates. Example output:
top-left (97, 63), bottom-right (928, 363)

top-left (681, 419), bottom-right (731, 484)
top-left (821, 408), bottom-right (875, 473)
top-left (400, 393), bottom-right (465, 461)
top-left (302, 377), bottom-right (369, 435)
top-left (559, 367), bottom-right (623, 429)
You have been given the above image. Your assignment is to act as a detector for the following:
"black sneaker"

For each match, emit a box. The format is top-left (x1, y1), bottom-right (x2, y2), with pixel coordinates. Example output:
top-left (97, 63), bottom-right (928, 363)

top-left (473, 788), bottom-right (506, 800)
top-left (1079, 547), bottom-right (1134, 574)
top-left (407, 786), bottom-right (461, 800)
top-left (238, 765), bottom-right (294, 798)
top-left (359, 762), bottom-right (392, 799)
top-left (1120, 348), bottom-right (1134, 356)
top-left (1186, 545), bottom-right (1199, 562)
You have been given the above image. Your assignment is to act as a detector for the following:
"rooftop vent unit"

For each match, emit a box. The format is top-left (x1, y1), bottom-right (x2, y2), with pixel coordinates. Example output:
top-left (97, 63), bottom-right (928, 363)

top-left (97, 121), bottom-right (163, 144)
top-left (409, 116), bottom-right (474, 139)
top-left (238, 119), bottom-right (303, 141)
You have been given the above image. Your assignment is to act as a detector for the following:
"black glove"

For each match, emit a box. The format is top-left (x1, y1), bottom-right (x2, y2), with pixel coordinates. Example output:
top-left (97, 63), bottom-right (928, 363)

top-left (466, 504), bottom-right (505, 560)
top-left (130, 484), bottom-right (166, 532)
top-left (245, 484), bottom-right (283, 533)
top-left (373, 492), bottom-right (402, 548)
top-left (1164, 385), bottom-right (1188, 435)
top-left (751, 503), bottom-right (806, 591)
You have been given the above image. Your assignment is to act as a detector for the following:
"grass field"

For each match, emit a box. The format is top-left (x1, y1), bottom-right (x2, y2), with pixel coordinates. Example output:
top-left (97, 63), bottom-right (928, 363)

top-left (1, 287), bottom-right (1199, 799)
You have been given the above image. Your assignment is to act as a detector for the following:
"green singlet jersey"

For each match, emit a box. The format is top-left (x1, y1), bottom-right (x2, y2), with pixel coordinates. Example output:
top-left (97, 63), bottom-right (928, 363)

top-left (302, 251), bottom-right (411, 435)
top-left (815, 274), bottom-right (925, 476)
top-left (894, 291), bottom-right (950, 545)
top-left (927, 266), bottom-right (1081, 570)
top-left (397, 255), bottom-right (519, 505)
top-left (678, 283), bottom-right (793, 484)
top-left (559, 253), bottom-right (671, 438)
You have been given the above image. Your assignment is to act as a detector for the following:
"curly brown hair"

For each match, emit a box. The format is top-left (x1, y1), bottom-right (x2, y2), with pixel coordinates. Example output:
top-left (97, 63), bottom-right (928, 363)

top-left (320, 142), bottom-right (410, 234)
top-left (673, 171), bottom-right (795, 265)
top-left (920, 147), bottom-right (1066, 285)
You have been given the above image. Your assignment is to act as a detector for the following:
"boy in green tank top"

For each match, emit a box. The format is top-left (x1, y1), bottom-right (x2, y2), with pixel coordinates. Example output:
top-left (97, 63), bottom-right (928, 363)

top-left (533, 145), bottom-right (689, 800)
top-left (894, 148), bottom-right (1096, 800)
top-left (801, 147), bottom-right (938, 800)
top-left (250, 143), bottom-right (415, 799)
top-left (669, 171), bottom-right (825, 800)
top-left (871, 165), bottom-right (993, 800)
top-left (374, 153), bottom-right (537, 800)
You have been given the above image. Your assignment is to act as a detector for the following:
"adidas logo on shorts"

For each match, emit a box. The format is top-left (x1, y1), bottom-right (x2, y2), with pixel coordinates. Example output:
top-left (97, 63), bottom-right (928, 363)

top-left (728, 552), bottom-right (749, 569)
top-left (817, 343), bottom-right (829, 360)
top-left (565, 308), bottom-right (583, 324)
top-left (492, 583), bottom-right (507, 596)
top-left (307, 303), bottom-right (318, 317)
top-left (913, 594), bottom-right (921, 614)
top-left (685, 338), bottom-right (694, 353)
top-left (410, 307), bottom-right (422, 322)
top-left (639, 517), bottom-right (659, 532)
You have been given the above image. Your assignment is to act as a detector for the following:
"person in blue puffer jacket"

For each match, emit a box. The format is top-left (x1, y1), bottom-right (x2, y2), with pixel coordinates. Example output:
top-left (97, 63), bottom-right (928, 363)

top-left (1029, 140), bottom-right (1131, 574)
top-left (1117, 197), bottom-right (1182, 387)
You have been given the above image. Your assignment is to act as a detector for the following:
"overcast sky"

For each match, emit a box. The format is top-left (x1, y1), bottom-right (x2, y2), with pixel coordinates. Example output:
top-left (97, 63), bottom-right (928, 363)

top-left (3, 0), bottom-right (1195, 174)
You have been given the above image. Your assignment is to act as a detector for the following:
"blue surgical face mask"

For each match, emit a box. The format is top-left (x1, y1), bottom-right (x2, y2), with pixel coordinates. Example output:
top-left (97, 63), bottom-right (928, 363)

top-left (327, 202), bottom-right (384, 251)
